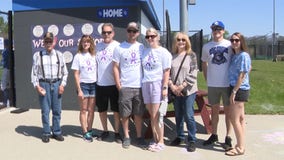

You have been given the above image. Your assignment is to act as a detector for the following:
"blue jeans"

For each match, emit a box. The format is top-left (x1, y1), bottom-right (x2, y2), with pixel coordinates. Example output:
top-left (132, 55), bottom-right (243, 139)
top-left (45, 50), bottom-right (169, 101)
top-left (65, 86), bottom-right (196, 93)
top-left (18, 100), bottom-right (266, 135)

top-left (39, 81), bottom-right (62, 136)
top-left (173, 92), bottom-right (197, 142)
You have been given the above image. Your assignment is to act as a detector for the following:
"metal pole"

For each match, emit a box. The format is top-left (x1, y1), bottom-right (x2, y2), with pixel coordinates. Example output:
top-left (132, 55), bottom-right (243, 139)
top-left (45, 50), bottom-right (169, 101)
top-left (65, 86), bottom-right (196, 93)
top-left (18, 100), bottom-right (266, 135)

top-left (180, 0), bottom-right (188, 33)
top-left (8, 11), bottom-right (16, 107)
top-left (272, 0), bottom-right (276, 61)
top-left (163, 0), bottom-right (165, 34)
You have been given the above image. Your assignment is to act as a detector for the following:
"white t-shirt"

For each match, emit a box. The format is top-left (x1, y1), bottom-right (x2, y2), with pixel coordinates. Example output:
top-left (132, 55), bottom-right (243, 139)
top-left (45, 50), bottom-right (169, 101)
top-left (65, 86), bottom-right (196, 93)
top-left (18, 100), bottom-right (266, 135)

top-left (96, 40), bottom-right (120, 86)
top-left (201, 39), bottom-right (232, 87)
top-left (141, 46), bottom-right (172, 83)
top-left (71, 52), bottom-right (97, 83)
top-left (113, 41), bottom-right (144, 88)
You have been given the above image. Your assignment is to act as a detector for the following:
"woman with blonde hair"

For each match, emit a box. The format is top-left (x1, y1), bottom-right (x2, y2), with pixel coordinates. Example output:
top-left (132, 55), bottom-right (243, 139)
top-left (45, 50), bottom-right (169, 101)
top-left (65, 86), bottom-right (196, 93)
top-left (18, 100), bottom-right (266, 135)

top-left (71, 35), bottom-right (97, 142)
top-left (141, 28), bottom-right (172, 152)
top-left (168, 32), bottom-right (198, 152)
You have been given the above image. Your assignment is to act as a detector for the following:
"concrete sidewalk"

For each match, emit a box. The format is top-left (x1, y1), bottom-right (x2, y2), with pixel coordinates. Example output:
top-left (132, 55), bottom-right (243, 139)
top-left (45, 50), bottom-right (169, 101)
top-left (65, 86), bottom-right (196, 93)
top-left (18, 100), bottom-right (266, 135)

top-left (1, 107), bottom-right (284, 160)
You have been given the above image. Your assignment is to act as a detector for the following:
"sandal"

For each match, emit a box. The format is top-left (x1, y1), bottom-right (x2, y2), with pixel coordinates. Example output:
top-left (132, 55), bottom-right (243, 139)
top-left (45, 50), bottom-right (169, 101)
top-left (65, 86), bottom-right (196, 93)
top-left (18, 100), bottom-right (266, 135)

top-left (225, 147), bottom-right (245, 156)
top-left (223, 144), bottom-right (233, 151)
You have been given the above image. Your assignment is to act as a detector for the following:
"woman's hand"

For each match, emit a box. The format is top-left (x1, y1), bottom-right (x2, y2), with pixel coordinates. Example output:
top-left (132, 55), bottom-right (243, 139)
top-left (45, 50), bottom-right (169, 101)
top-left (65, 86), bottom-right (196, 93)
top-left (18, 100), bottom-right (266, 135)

top-left (171, 85), bottom-right (182, 96)
top-left (230, 93), bottom-right (236, 104)
top-left (77, 89), bottom-right (84, 100)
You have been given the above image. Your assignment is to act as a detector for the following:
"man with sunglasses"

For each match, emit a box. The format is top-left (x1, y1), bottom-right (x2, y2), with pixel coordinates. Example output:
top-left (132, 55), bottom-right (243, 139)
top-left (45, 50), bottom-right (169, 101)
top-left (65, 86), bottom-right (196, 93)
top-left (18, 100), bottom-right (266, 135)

top-left (201, 21), bottom-right (233, 150)
top-left (96, 23), bottom-right (122, 143)
top-left (113, 22), bottom-right (146, 149)
top-left (31, 32), bottom-right (68, 143)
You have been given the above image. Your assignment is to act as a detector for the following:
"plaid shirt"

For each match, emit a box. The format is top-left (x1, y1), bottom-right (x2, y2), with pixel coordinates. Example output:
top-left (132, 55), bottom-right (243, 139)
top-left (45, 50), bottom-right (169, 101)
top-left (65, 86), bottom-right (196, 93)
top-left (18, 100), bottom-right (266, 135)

top-left (31, 49), bottom-right (68, 87)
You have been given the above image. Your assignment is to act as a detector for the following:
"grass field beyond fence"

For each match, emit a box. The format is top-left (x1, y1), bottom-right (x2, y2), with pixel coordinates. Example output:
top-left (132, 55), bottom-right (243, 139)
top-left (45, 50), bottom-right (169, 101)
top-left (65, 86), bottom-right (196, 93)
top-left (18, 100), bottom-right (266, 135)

top-left (197, 60), bottom-right (284, 115)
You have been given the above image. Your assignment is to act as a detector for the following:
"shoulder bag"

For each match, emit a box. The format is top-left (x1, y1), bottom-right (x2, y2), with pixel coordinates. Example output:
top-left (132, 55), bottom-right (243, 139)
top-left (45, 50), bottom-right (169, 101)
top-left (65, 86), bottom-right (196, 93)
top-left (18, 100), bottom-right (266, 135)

top-left (168, 53), bottom-right (187, 103)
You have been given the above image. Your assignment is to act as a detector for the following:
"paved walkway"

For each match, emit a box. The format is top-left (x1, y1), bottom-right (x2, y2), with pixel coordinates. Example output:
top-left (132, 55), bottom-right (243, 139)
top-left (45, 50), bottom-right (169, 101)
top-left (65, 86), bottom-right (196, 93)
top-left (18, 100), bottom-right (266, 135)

top-left (1, 107), bottom-right (284, 160)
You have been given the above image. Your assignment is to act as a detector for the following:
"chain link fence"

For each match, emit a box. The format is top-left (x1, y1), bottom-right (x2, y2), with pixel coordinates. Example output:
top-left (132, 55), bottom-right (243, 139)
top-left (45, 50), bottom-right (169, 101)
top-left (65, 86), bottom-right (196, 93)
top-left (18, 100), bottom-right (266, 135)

top-left (248, 42), bottom-right (284, 60)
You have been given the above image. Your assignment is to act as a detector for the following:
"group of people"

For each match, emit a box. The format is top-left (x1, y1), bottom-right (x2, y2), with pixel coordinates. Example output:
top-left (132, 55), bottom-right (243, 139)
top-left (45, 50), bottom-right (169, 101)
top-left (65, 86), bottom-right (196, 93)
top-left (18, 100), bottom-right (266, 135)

top-left (202, 21), bottom-right (251, 156)
top-left (31, 20), bottom-right (251, 156)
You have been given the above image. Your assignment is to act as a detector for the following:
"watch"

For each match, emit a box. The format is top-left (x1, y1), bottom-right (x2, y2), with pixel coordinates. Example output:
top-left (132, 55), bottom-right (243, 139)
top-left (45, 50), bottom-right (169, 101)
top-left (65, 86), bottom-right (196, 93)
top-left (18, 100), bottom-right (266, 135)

top-left (232, 89), bottom-right (237, 94)
top-left (163, 86), bottom-right (168, 90)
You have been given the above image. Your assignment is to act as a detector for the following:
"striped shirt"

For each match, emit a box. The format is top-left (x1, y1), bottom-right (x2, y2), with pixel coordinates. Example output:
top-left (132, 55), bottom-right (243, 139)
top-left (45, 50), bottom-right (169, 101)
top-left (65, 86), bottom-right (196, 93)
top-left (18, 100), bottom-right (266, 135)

top-left (31, 49), bottom-right (68, 87)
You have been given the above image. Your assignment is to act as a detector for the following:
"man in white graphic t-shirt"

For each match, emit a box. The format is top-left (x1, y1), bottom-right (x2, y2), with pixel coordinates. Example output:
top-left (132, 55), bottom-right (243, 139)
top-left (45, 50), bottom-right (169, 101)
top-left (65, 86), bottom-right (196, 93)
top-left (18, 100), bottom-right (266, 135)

top-left (96, 23), bottom-right (121, 143)
top-left (113, 22), bottom-right (146, 149)
top-left (201, 21), bottom-right (233, 151)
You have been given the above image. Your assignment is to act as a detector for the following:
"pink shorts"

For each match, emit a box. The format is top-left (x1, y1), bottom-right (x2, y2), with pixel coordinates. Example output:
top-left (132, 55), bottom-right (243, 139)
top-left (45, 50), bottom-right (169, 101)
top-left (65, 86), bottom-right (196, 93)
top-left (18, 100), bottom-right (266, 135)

top-left (142, 81), bottom-right (162, 104)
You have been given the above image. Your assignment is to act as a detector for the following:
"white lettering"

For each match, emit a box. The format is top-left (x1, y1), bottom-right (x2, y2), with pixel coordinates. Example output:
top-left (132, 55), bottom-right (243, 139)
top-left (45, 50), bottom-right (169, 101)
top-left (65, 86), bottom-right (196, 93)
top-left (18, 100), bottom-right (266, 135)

top-left (33, 39), bottom-right (45, 48)
top-left (102, 9), bottom-right (123, 18)
top-left (58, 39), bottom-right (74, 47)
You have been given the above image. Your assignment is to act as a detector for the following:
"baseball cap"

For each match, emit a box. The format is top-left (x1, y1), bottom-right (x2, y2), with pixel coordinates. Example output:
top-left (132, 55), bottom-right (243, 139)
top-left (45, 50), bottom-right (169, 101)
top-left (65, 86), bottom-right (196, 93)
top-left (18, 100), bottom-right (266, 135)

top-left (127, 22), bottom-right (139, 31)
top-left (210, 21), bottom-right (225, 29)
top-left (43, 32), bottom-right (54, 41)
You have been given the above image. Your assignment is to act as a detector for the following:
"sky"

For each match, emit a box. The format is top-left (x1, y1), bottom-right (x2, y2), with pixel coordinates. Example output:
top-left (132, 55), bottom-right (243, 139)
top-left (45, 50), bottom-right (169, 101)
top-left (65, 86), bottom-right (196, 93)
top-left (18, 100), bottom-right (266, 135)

top-left (152, 0), bottom-right (284, 37)
top-left (0, 0), bottom-right (283, 37)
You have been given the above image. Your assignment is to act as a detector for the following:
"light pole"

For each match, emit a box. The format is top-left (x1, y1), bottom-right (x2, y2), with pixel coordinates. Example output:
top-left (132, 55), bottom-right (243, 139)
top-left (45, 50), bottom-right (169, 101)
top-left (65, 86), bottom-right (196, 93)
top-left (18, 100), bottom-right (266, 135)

top-left (180, 0), bottom-right (196, 33)
top-left (272, 0), bottom-right (276, 61)
top-left (163, 0), bottom-right (165, 35)
top-left (180, 0), bottom-right (188, 33)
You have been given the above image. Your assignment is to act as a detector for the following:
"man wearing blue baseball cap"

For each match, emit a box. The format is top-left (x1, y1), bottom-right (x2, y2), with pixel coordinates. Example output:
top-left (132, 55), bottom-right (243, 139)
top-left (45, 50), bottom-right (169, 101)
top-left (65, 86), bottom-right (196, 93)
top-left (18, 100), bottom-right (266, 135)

top-left (211, 21), bottom-right (225, 30)
top-left (201, 21), bottom-right (233, 151)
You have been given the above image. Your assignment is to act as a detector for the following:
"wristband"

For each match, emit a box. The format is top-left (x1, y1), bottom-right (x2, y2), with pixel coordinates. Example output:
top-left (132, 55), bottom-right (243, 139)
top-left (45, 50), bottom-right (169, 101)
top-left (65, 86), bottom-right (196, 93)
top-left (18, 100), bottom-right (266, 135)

top-left (232, 89), bottom-right (237, 94)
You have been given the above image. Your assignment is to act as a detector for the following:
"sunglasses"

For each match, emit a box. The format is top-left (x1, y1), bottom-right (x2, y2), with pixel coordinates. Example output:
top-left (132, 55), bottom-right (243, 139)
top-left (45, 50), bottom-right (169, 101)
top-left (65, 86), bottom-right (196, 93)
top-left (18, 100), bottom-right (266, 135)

top-left (102, 31), bottom-right (112, 35)
top-left (230, 39), bottom-right (240, 43)
top-left (44, 40), bottom-right (53, 44)
top-left (127, 29), bottom-right (138, 33)
top-left (177, 38), bottom-right (186, 42)
top-left (145, 35), bottom-right (157, 39)
top-left (212, 27), bottom-right (223, 32)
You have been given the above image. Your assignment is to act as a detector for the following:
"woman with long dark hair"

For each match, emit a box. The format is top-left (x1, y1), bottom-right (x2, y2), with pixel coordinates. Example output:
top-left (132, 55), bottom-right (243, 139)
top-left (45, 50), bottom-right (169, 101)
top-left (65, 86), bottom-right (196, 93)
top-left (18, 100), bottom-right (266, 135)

top-left (226, 32), bottom-right (251, 156)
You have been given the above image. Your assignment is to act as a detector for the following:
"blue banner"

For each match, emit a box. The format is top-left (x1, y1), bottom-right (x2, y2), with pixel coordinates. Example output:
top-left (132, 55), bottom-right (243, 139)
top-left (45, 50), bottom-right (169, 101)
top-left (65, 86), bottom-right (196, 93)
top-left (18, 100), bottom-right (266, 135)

top-left (97, 8), bottom-right (128, 18)
top-left (31, 22), bottom-right (103, 63)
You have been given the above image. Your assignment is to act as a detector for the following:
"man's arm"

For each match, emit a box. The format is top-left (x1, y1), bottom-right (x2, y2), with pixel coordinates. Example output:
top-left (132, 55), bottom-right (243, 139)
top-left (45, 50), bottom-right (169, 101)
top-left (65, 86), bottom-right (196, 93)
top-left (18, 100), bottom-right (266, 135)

top-left (202, 61), bottom-right (208, 82)
top-left (113, 61), bottom-right (121, 90)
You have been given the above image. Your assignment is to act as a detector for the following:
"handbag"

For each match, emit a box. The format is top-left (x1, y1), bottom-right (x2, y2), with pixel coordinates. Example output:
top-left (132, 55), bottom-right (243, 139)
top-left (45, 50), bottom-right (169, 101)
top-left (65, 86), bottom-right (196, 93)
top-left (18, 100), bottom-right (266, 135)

top-left (168, 53), bottom-right (187, 103)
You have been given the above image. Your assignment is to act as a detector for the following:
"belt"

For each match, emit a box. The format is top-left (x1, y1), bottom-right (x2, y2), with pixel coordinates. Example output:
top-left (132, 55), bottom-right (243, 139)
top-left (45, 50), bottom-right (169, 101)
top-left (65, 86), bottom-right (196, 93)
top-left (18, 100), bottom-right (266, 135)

top-left (39, 78), bottom-right (61, 83)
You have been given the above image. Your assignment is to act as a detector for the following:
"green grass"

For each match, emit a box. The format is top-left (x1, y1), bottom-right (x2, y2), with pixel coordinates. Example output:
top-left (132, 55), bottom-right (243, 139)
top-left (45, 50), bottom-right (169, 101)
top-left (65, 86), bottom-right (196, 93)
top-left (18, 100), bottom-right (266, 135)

top-left (169, 60), bottom-right (284, 115)
top-left (244, 60), bottom-right (284, 114)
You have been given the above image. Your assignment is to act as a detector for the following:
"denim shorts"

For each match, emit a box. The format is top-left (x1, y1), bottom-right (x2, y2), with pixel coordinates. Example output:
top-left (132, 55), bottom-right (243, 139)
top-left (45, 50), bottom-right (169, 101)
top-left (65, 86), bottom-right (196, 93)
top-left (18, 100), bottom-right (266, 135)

top-left (79, 82), bottom-right (96, 97)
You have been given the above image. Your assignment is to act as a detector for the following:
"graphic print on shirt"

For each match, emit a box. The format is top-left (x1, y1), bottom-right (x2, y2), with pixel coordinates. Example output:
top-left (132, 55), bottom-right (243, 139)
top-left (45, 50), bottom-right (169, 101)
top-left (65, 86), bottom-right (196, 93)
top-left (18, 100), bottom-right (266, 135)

top-left (123, 49), bottom-right (141, 70)
top-left (97, 47), bottom-right (113, 65)
top-left (143, 52), bottom-right (157, 71)
top-left (209, 46), bottom-right (229, 65)
top-left (82, 58), bottom-right (96, 72)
